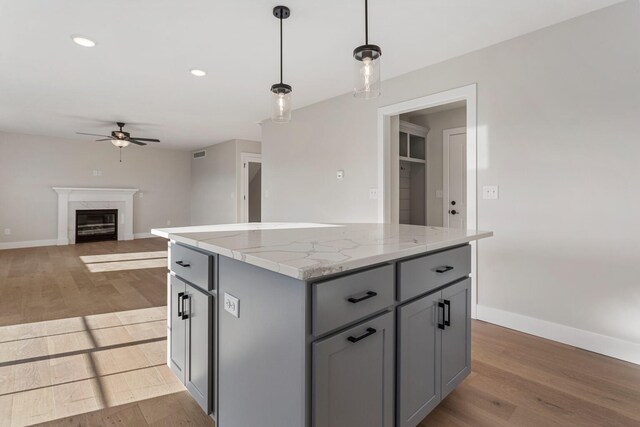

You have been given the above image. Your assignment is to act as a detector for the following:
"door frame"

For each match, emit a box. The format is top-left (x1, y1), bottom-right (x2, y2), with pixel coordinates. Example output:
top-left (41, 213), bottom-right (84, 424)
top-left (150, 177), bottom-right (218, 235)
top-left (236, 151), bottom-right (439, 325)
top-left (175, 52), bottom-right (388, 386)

top-left (239, 152), bottom-right (262, 223)
top-left (443, 127), bottom-right (467, 228)
top-left (377, 83), bottom-right (478, 318)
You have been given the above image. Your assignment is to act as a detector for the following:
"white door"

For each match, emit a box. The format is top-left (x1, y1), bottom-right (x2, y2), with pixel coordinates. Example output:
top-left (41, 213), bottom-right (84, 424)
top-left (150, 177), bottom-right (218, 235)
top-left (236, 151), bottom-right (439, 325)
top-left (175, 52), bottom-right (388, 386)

top-left (443, 128), bottom-right (466, 229)
top-left (240, 153), bottom-right (262, 223)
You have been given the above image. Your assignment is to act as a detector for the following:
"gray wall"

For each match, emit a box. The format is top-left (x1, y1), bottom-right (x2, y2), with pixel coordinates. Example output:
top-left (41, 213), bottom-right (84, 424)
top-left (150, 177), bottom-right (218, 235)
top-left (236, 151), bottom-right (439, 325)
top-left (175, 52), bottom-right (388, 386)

top-left (261, 1), bottom-right (640, 345)
top-left (0, 131), bottom-right (191, 244)
top-left (190, 139), bottom-right (260, 225)
top-left (408, 107), bottom-right (467, 227)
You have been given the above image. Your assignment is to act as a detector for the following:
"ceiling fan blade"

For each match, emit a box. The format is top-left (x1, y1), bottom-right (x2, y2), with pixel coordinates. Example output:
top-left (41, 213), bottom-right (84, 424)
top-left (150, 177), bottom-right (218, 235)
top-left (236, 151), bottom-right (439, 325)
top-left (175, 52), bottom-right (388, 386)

top-left (129, 137), bottom-right (160, 142)
top-left (128, 139), bottom-right (147, 146)
top-left (77, 132), bottom-right (112, 138)
top-left (96, 139), bottom-right (112, 141)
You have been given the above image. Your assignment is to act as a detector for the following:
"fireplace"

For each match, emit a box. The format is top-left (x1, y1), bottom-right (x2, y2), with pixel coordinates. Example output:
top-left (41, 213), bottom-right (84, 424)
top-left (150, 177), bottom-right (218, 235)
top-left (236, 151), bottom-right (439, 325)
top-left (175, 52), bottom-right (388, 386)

top-left (75, 209), bottom-right (118, 243)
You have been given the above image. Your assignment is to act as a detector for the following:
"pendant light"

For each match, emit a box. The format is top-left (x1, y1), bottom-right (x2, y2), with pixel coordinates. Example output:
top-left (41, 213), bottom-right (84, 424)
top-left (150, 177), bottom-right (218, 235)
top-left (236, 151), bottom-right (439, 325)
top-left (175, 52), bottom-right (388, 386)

top-left (271, 6), bottom-right (292, 123)
top-left (353, 0), bottom-right (381, 99)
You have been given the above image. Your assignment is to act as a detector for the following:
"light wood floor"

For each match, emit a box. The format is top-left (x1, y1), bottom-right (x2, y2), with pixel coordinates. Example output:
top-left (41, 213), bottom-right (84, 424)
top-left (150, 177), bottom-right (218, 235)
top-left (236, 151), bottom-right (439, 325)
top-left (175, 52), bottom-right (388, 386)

top-left (0, 238), bottom-right (168, 327)
top-left (1, 239), bottom-right (639, 426)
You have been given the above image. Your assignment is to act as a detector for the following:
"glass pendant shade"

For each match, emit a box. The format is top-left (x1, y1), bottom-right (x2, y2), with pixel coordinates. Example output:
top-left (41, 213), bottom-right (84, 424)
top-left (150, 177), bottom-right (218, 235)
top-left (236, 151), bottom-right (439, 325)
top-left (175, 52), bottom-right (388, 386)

top-left (271, 83), bottom-right (292, 123)
top-left (353, 45), bottom-right (381, 99)
top-left (111, 139), bottom-right (130, 148)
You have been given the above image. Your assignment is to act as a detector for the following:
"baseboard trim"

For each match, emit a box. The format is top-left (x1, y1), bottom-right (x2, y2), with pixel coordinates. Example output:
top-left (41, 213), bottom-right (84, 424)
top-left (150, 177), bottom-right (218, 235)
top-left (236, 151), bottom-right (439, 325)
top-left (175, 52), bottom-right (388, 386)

top-left (0, 239), bottom-right (58, 250)
top-left (476, 305), bottom-right (640, 365)
top-left (134, 232), bottom-right (154, 239)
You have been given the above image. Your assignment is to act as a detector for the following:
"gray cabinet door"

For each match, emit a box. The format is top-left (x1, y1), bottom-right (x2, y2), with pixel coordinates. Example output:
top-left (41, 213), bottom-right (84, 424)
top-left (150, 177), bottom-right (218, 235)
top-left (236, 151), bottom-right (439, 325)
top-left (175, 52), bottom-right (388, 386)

top-left (397, 292), bottom-right (441, 427)
top-left (185, 283), bottom-right (213, 414)
top-left (313, 312), bottom-right (394, 427)
top-left (169, 275), bottom-right (186, 383)
top-left (441, 278), bottom-right (471, 398)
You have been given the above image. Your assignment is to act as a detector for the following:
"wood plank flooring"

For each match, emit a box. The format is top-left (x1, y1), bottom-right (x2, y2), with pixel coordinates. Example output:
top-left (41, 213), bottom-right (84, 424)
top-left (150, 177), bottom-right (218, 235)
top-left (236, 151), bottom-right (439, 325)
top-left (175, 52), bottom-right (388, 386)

top-left (1, 239), bottom-right (639, 426)
top-left (0, 239), bottom-right (168, 326)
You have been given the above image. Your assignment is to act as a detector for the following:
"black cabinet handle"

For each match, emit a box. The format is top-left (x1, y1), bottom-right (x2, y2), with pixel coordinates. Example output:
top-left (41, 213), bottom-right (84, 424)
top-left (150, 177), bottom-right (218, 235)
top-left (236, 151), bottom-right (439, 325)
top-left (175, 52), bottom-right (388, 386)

top-left (177, 292), bottom-right (184, 318)
top-left (347, 291), bottom-right (378, 304)
top-left (181, 294), bottom-right (189, 320)
top-left (435, 266), bottom-right (454, 273)
top-left (438, 302), bottom-right (445, 330)
top-left (347, 327), bottom-right (377, 343)
top-left (444, 299), bottom-right (451, 327)
top-left (175, 260), bottom-right (191, 268)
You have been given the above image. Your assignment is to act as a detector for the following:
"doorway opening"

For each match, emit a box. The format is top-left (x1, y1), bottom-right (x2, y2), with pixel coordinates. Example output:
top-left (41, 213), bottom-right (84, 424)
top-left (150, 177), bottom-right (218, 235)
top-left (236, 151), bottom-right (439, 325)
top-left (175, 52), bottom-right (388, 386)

top-left (240, 153), bottom-right (262, 222)
top-left (377, 84), bottom-right (478, 317)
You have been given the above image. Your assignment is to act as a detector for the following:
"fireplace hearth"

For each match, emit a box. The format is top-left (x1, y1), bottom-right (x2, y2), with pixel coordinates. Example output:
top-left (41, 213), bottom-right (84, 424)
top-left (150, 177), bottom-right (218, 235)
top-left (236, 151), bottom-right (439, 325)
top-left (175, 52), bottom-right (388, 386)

top-left (75, 209), bottom-right (118, 243)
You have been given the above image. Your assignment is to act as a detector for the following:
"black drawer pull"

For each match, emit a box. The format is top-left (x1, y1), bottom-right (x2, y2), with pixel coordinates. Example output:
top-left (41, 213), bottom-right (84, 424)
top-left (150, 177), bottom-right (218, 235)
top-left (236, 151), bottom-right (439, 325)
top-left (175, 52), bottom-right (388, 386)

top-left (177, 292), bottom-right (184, 317)
top-left (347, 291), bottom-right (378, 304)
top-left (435, 266), bottom-right (454, 273)
top-left (438, 302), bottom-right (445, 330)
top-left (444, 299), bottom-right (451, 327)
top-left (175, 260), bottom-right (191, 268)
top-left (347, 327), bottom-right (377, 343)
top-left (181, 294), bottom-right (189, 320)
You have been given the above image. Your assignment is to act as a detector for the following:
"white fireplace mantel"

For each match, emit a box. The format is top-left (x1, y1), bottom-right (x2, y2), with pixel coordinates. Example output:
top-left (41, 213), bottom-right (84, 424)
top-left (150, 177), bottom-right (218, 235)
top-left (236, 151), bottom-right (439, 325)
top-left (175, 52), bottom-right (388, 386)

top-left (53, 187), bottom-right (139, 245)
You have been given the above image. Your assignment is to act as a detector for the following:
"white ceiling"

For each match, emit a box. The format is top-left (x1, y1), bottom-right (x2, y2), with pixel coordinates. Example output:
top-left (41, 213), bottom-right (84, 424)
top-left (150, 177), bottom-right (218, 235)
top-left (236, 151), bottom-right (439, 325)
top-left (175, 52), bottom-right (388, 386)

top-left (0, 0), bottom-right (623, 150)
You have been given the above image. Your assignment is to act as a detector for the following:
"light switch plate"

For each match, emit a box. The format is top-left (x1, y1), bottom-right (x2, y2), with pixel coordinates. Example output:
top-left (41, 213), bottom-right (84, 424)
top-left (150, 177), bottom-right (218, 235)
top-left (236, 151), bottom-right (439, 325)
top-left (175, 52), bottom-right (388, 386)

top-left (483, 185), bottom-right (499, 200)
top-left (224, 293), bottom-right (240, 318)
top-left (436, 190), bottom-right (443, 199)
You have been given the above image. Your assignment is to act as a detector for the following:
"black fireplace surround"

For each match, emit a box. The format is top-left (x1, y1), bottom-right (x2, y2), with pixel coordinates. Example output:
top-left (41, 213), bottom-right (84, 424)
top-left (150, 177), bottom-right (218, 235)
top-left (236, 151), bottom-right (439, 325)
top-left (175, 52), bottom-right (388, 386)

top-left (75, 209), bottom-right (118, 243)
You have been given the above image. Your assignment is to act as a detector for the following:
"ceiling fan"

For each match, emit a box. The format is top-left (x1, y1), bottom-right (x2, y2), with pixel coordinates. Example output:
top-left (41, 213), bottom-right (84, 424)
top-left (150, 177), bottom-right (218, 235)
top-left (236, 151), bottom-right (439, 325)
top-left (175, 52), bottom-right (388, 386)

top-left (76, 122), bottom-right (160, 147)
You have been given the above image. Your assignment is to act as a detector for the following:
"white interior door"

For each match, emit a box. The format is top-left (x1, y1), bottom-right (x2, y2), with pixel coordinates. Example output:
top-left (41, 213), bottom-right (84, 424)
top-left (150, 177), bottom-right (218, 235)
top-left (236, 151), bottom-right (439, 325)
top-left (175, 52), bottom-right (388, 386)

top-left (443, 128), bottom-right (466, 229)
top-left (240, 153), bottom-right (262, 223)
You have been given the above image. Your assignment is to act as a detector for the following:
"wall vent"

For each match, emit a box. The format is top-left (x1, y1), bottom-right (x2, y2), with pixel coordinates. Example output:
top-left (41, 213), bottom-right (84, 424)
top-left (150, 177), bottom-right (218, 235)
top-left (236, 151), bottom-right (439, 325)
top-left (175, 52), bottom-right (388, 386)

top-left (193, 150), bottom-right (206, 159)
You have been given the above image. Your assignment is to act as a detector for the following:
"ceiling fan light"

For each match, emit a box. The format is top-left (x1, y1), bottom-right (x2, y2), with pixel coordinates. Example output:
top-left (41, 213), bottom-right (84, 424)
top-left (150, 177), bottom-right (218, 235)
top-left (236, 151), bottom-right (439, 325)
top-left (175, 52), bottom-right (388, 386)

top-left (111, 139), bottom-right (130, 148)
top-left (190, 69), bottom-right (207, 77)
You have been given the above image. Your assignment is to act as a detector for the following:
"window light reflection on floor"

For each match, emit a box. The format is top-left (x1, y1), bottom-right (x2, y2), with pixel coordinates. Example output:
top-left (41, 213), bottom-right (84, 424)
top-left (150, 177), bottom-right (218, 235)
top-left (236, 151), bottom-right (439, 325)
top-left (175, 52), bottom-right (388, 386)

top-left (80, 251), bottom-right (168, 273)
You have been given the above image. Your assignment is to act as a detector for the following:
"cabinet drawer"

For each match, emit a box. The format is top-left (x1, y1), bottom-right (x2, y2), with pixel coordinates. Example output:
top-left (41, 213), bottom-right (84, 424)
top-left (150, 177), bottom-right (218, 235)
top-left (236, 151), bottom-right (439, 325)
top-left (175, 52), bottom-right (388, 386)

top-left (312, 264), bottom-right (394, 336)
top-left (170, 243), bottom-right (213, 291)
top-left (398, 245), bottom-right (470, 302)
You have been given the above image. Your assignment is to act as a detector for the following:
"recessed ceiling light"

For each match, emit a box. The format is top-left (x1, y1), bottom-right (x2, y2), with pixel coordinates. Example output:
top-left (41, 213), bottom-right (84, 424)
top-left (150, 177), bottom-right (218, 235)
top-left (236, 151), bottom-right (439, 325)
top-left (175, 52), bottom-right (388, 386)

top-left (71, 35), bottom-right (96, 48)
top-left (190, 69), bottom-right (207, 77)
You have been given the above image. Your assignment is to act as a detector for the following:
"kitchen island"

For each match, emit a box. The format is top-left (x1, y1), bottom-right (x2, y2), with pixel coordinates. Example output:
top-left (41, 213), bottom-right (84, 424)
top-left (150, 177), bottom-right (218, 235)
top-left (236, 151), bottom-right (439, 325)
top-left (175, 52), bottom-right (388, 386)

top-left (151, 223), bottom-right (492, 427)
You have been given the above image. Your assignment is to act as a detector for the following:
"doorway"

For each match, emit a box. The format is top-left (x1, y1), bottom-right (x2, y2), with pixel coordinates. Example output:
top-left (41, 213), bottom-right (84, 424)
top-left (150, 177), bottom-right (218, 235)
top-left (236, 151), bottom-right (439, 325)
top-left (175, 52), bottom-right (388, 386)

top-left (377, 83), bottom-right (478, 317)
top-left (240, 153), bottom-right (262, 222)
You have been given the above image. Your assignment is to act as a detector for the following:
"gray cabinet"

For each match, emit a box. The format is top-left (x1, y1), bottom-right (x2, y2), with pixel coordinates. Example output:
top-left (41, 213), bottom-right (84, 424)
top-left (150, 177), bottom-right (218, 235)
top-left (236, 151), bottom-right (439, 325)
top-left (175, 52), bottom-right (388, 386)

top-left (313, 312), bottom-right (394, 427)
top-left (441, 278), bottom-right (471, 398)
top-left (168, 275), bottom-right (214, 415)
top-left (169, 275), bottom-right (186, 383)
top-left (397, 278), bottom-right (471, 427)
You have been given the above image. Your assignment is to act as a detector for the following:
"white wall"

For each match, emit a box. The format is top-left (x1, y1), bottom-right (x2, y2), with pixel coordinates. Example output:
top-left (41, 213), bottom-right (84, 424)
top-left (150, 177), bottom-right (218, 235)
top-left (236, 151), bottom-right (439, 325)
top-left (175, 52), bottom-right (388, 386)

top-left (0, 131), bottom-right (191, 244)
top-left (261, 0), bottom-right (640, 351)
top-left (408, 107), bottom-right (467, 227)
top-left (190, 139), bottom-right (260, 225)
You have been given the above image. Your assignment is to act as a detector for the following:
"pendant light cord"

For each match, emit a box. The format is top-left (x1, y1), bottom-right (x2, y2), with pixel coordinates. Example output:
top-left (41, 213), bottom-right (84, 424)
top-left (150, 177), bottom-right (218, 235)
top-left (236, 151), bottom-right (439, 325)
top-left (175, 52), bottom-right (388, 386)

top-left (365, 0), bottom-right (369, 45)
top-left (280, 14), bottom-right (283, 84)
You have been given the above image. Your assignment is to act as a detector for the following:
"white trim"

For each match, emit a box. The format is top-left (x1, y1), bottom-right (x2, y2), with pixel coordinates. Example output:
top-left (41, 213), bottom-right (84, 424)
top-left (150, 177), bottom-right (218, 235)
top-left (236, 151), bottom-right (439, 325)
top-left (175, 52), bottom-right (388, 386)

top-left (0, 239), bottom-right (58, 250)
top-left (377, 83), bottom-right (478, 318)
top-left (240, 153), bottom-right (263, 222)
top-left (134, 232), bottom-right (154, 239)
top-left (443, 127), bottom-right (467, 228)
top-left (476, 305), bottom-right (640, 365)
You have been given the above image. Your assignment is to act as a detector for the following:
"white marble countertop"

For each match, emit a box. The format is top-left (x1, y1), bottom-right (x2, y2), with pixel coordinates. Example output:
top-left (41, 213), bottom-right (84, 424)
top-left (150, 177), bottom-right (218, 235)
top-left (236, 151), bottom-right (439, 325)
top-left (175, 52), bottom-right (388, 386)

top-left (151, 223), bottom-right (493, 280)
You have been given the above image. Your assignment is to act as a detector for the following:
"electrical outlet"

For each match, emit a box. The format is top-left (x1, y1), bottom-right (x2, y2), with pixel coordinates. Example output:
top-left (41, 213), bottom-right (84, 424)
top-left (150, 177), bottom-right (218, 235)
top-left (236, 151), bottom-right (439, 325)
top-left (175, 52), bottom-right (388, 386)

top-left (92, 170), bottom-right (98, 176)
top-left (224, 293), bottom-right (240, 318)
top-left (97, 170), bottom-right (103, 176)
top-left (139, 192), bottom-right (144, 198)
top-left (336, 170), bottom-right (344, 180)
top-left (369, 188), bottom-right (378, 199)
top-left (4, 228), bottom-right (10, 235)
top-left (167, 220), bottom-right (171, 226)
top-left (483, 185), bottom-right (499, 200)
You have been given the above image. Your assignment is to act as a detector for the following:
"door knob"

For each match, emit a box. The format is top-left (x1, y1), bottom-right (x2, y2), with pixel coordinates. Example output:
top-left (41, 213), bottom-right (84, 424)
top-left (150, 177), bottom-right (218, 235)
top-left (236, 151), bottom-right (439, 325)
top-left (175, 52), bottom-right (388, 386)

top-left (449, 209), bottom-right (458, 215)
